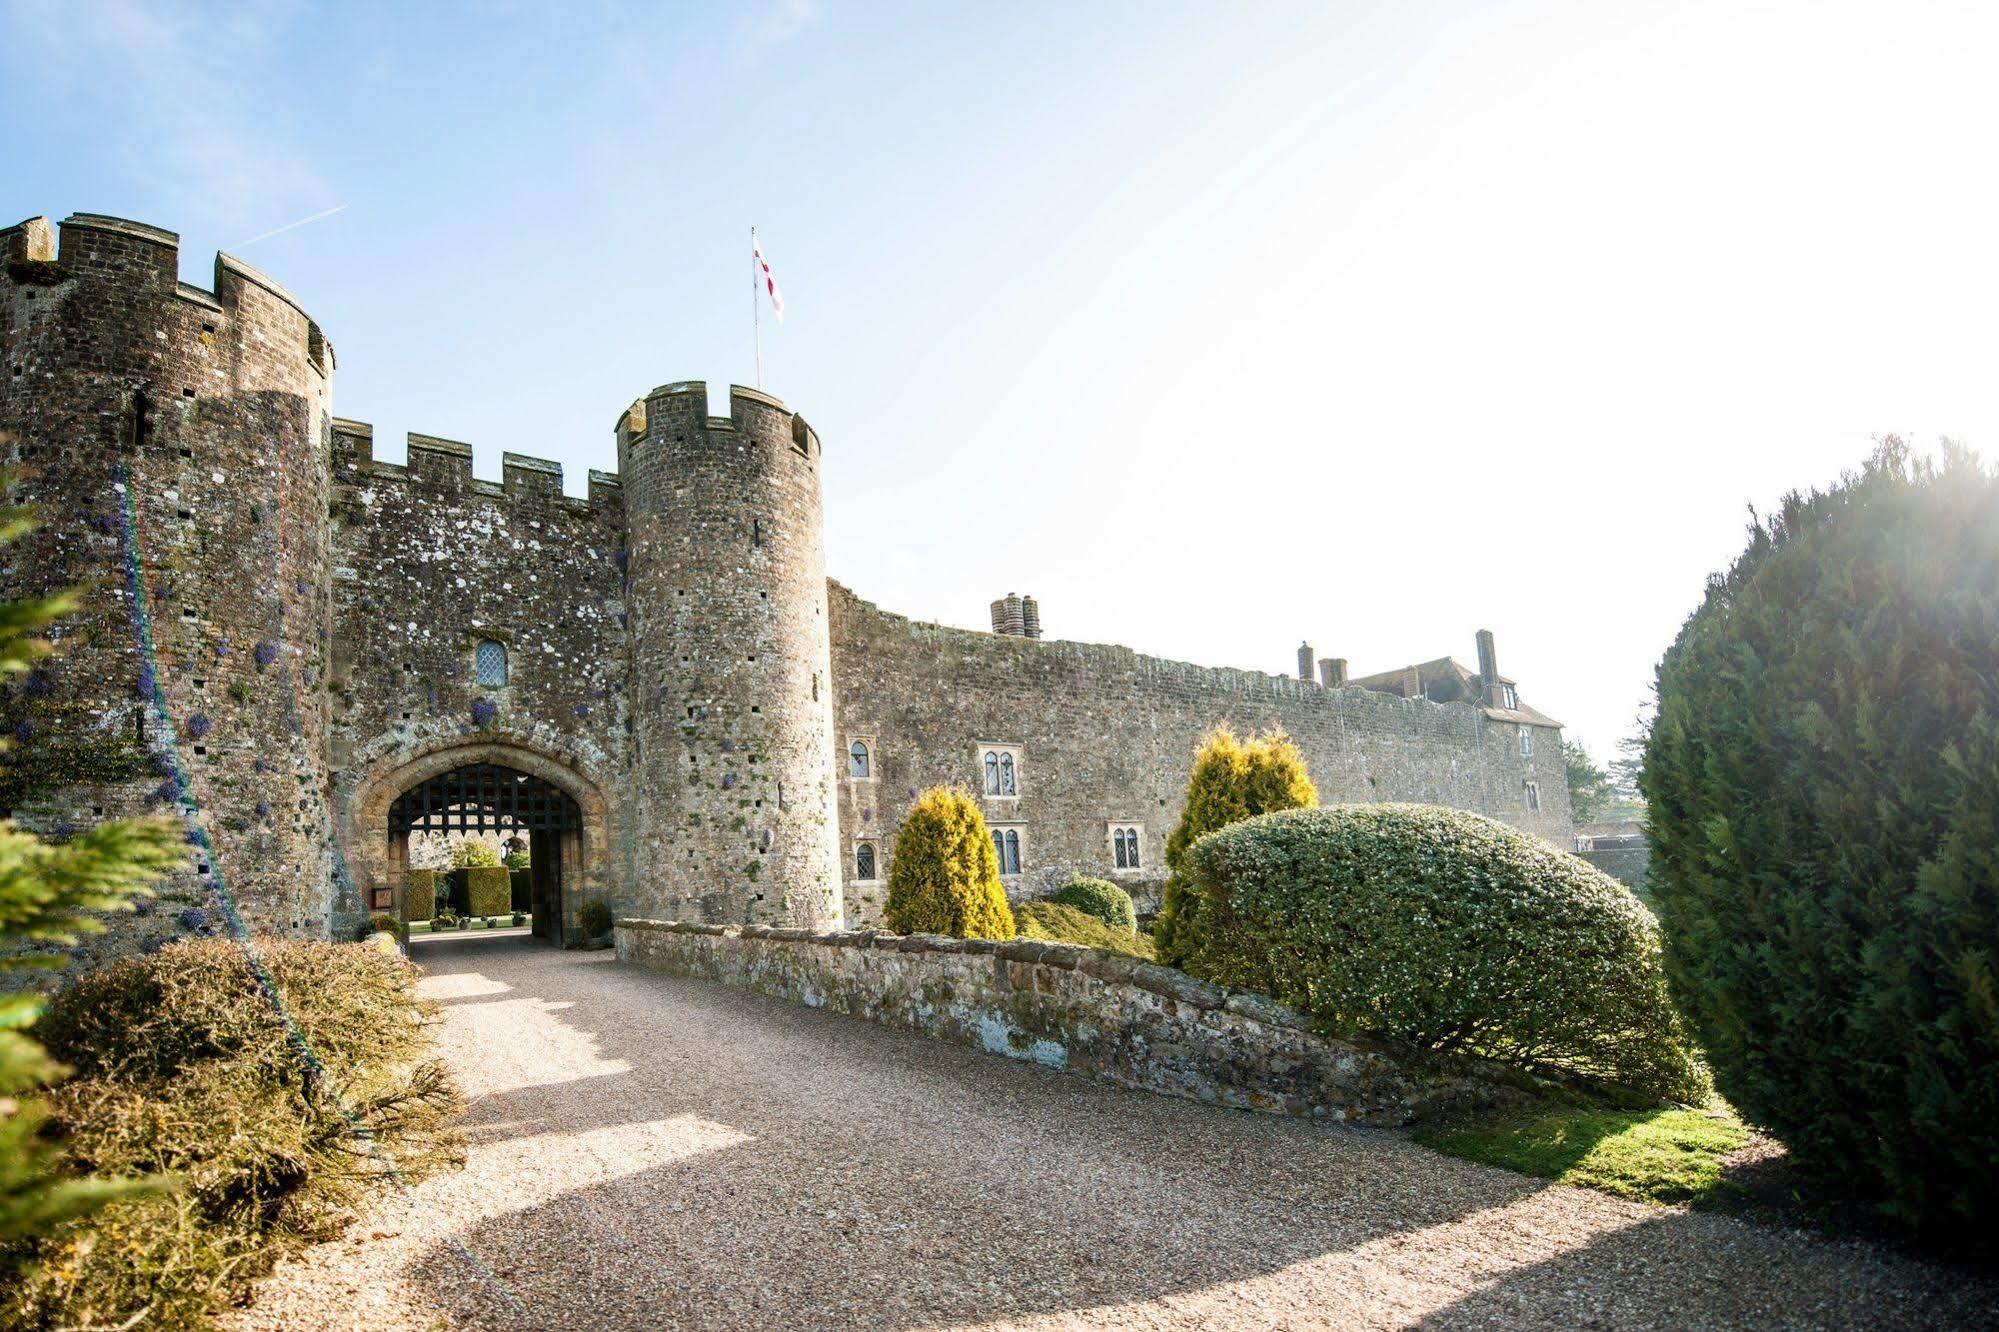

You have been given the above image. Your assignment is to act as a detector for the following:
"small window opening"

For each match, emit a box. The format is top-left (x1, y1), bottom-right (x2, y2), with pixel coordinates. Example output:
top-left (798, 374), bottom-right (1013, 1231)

top-left (474, 639), bottom-right (509, 687)
top-left (848, 740), bottom-right (870, 779)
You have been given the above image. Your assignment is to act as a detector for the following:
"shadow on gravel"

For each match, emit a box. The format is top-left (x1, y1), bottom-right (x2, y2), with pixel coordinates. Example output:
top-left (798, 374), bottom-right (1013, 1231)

top-left (404, 948), bottom-right (1996, 1330)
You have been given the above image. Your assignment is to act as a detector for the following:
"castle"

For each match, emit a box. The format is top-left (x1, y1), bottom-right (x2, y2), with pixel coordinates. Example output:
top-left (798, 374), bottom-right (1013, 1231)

top-left (1, 213), bottom-right (1571, 948)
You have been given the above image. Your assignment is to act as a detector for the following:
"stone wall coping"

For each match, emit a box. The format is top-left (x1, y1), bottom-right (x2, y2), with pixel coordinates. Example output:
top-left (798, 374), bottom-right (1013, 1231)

top-left (615, 917), bottom-right (1307, 1026)
top-left (215, 249), bottom-right (312, 322)
top-left (62, 212), bottom-right (179, 246)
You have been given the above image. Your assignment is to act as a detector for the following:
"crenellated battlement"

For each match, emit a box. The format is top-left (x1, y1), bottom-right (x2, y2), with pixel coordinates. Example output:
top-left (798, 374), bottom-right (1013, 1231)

top-left (619, 380), bottom-right (820, 461)
top-left (331, 418), bottom-right (622, 520)
top-left (3, 212), bottom-right (334, 377)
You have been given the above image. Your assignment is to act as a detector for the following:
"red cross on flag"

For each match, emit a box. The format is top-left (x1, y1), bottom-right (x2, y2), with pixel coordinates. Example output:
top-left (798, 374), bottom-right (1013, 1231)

top-left (753, 232), bottom-right (784, 324)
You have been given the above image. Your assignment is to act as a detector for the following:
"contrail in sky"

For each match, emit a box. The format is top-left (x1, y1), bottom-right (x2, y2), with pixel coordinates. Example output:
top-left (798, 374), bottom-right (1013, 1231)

top-left (232, 203), bottom-right (348, 250)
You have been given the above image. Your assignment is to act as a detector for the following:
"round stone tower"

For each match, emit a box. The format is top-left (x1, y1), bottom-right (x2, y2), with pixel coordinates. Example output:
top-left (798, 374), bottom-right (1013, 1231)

top-left (0, 213), bottom-right (337, 950)
top-left (617, 382), bottom-right (841, 926)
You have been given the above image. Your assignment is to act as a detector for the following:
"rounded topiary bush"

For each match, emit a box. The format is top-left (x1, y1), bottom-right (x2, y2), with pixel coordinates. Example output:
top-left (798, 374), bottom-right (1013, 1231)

top-left (1052, 876), bottom-right (1136, 933)
top-left (884, 786), bottom-right (1015, 940)
top-left (1645, 442), bottom-right (1999, 1233)
top-left (1180, 804), bottom-right (1709, 1102)
top-left (578, 899), bottom-right (614, 938)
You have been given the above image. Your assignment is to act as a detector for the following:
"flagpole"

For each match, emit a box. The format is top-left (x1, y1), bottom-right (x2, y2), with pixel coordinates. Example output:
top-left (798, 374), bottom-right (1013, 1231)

top-left (751, 226), bottom-right (762, 390)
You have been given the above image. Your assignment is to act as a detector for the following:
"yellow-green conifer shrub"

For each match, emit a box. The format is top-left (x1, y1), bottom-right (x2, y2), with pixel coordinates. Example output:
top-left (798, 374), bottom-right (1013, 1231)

top-left (1154, 727), bottom-right (1317, 967)
top-left (884, 786), bottom-right (1016, 940)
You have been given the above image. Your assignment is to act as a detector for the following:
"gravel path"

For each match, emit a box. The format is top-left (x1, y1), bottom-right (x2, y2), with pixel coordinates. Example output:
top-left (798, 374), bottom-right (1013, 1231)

top-left (228, 934), bottom-right (1996, 1331)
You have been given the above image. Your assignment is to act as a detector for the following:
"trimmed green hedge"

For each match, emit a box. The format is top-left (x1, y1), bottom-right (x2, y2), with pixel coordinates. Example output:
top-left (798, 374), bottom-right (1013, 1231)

top-left (1645, 442), bottom-right (1999, 1234)
top-left (578, 899), bottom-right (613, 938)
top-left (1180, 804), bottom-right (1709, 1102)
top-left (1052, 877), bottom-right (1136, 933)
top-left (464, 866), bottom-right (510, 919)
top-left (404, 869), bottom-right (436, 922)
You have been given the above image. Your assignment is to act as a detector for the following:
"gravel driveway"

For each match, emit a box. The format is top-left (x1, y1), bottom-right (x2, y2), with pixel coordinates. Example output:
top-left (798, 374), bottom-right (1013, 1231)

top-left (227, 934), bottom-right (1996, 1331)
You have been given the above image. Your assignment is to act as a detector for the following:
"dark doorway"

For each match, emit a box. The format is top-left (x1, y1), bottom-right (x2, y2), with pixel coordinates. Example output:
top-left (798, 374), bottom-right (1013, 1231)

top-left (388, 762), bottom-right (584, 943)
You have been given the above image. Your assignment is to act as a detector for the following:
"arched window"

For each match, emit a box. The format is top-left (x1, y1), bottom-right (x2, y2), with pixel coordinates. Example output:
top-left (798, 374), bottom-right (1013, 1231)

top-left (984, 751), bottom-right (1000, 795)
top-left (855, 841), bottom-right (877, 881)
top-left (1114, 828), bottom-right (1129, 869)
top-left (1003, 828), bottom-right (1021, 874)
top-left (998, 752), bottom-right (1016, 796)
top-left (475, 639), bottom-right (509, 687)
top-left (1111, 825), bottom-right (1142, 870)
top-left (848, 740), bottom-right (871, 779)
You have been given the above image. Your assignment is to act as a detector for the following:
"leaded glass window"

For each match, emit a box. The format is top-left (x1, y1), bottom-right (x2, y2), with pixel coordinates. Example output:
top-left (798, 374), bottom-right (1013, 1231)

top-left (475, 639), bottom-right (509, 687)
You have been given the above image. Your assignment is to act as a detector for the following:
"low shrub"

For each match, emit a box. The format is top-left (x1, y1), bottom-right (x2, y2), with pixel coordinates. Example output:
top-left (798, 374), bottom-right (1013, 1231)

top-left (464, 865), bottom-right (510, 919)
top-left (578, 899), bottom-right (613, 938)
top-left (1051, 877), bottom-right (1136, 933)
top-left (2, 939), bottom-right (461, 1327)
top-left (1015, 902), bottom-right (1155, 959)
top-left (405, 868), bottom-right (437, 922)
top-left (432, 909), bottom-right (460, 931)
top-left (365, 912), bottom-right (404, 943)
top-left (1180, 804), bottom-right (1709, 1102)
top-left (883, 786), bottom-right (1015, 940)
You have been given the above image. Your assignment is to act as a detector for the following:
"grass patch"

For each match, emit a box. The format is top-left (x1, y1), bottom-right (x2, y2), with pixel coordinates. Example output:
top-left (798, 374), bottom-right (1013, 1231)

top-left (1416, 1103), bottom-right (1752, 1206)
top-left (1015, 901), bottom-right (1156, 960)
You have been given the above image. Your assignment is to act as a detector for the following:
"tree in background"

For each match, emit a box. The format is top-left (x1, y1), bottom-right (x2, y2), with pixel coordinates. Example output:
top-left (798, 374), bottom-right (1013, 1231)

top-left (0, 495), bottom-right (182, 1253)
top-left (883, 786), bottom-right (1015, 940)
top-left (1645, 441), bottom-right (1999, 1240)
top-left (447, 837), bottom-right (502, 869)
top-left (1563, 741), bottom-right (1617, 824)
top-left (1154, 727), bottom-right (1317, 967)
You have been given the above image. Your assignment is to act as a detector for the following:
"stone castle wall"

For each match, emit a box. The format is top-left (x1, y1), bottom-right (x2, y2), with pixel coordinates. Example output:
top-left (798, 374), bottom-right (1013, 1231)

top-left (616, 917), bottom-right (1522, 1124)
top-left (1, 213), bottom-right (336, 954)
top-left (324, 418), bottom-right (629, 934)
top-left (3, 209), bottom-right (1574, 946)
top-left (828, 584), bottom-right (1571, 924)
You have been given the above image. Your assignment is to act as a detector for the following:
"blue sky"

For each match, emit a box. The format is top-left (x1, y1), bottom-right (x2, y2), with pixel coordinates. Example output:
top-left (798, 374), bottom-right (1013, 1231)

top-left (7, 0), bottom-right (1998, 760)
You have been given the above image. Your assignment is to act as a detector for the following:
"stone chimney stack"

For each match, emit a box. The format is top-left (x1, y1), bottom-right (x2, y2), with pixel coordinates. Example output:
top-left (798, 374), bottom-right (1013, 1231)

top-left (1318, 657), bottom-right (1347, 687)
top-left (1297, 642), bottom-right (1314, 681)
top-left (1403, 664), bottom-right (1423, 698)
top-left (1476, 628), bottom-right (1500, 703)
top-left (990, 593), bottom-right (1037, 638)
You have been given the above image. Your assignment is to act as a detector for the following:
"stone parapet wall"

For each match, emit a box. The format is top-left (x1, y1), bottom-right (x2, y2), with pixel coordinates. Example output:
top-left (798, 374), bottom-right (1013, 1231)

top-left (616, 917), bottom-right (1519, 1125)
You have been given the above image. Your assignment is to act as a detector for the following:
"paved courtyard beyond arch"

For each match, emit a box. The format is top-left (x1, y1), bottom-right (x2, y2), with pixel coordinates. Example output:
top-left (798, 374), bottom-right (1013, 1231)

top-left (226, 940), bottom-right (1993, 1331)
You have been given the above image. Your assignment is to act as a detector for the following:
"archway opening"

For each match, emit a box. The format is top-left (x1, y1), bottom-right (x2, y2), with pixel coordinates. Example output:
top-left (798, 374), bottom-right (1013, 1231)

top-left (387, 761), bottom-right (583, 944)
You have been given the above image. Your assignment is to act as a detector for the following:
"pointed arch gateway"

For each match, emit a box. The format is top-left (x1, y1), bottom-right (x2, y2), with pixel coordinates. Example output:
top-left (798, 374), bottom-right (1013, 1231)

top-left (346, 739), bottom-right (612, 944)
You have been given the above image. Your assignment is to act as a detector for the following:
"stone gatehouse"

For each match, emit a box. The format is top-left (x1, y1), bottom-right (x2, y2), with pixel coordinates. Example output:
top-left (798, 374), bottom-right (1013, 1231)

top-left (1, 212), bottom-right (1571, 949)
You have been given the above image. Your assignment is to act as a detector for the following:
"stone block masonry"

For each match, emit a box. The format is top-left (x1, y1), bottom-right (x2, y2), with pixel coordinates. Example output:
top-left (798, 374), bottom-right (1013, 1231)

top-left (616, 917), bottom-right (1522, 1125)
